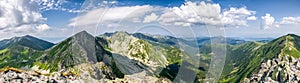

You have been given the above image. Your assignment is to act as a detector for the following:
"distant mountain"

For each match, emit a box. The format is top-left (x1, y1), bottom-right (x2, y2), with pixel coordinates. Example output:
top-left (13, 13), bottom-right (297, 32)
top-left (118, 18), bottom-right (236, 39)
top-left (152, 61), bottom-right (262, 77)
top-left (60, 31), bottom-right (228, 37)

top-left (0, 35), bottom-right (54, 50)
top-left (0, 35), bottom-right (54, 68)
top-left (99, 31), bottom-right (182, 73)
top-left (196, 37), bottom-right (247, 47)
top-left (103, 32), bottom-right (196, 47)
top-left (99, 31), bottom-right (200, 82)
top-left (100, 31), bottom-right (183, 64)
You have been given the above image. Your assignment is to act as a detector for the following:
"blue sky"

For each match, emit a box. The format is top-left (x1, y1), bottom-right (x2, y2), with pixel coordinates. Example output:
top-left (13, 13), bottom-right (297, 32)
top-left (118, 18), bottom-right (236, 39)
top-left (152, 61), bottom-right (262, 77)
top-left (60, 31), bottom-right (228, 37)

top-left (0, 0), bottom-right (300, 42)
top-left (214, 0), bottom-right (300, 18)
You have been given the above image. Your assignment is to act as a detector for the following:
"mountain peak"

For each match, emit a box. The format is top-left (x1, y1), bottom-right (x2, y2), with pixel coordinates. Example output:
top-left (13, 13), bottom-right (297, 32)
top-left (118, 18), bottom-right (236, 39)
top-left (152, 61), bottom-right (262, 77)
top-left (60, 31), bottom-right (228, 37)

top-left (286, 33), bottom-right (298, 36)
top-left (114, 31), bottom-right (129, 35)
top-left (74, 30), bottom-right (90, 36)
top-left (282, 33), bottom-right (300, 39)
top-left (263, 34), bottom-right (300, 58)
top-left (23, 35), bottom-right (33, 37)
top-left (72, 31), bottom-right (94, 40)
top-left (0, 35), bottom-right (54, 50)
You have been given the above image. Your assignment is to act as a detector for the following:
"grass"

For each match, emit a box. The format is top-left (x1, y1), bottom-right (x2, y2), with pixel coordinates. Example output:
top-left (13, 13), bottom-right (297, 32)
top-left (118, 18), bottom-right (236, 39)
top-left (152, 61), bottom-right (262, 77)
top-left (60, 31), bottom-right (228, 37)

top-left (220, 34), bottom-right (300, 82)
top-left (0, 48), bottom-right (8, 54)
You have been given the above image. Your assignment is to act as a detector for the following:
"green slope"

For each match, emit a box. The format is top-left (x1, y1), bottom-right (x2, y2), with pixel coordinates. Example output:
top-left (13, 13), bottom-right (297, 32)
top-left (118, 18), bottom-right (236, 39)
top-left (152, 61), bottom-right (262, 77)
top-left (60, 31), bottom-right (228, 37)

top-left (221, 34), bottom-right (300, 82)
top-left (0, 45), bottom-right (43, 68)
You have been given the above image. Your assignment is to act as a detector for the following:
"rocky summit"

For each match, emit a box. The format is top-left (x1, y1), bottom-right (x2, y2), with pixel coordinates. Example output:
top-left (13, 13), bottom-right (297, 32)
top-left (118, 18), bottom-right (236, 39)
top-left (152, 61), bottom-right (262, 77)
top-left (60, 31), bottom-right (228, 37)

top-left (0, 67), bottom-right (81, 83)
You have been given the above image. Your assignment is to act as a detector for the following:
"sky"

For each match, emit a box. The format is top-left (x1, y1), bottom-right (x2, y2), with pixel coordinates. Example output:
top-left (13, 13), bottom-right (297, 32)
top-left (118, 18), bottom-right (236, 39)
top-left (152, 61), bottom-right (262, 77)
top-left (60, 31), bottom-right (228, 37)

top-left (0, 0), bottom-right (300, 43)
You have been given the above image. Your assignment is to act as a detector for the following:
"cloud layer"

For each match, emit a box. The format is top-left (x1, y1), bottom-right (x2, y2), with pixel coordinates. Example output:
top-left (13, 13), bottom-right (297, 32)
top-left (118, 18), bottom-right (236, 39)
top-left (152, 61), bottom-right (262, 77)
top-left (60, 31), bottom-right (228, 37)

top-left (69, 1), bottom-right (256, 27)
top-left (0, 0), bottom-right (51, 33)
top-left (160, 2), bottom-right (256, 26)
top-left (69, 5), bottom-right (158, 26)
top-left (260, 13), bottom-right (300, 29)
top-left (280, 17), bottom-right (300, 24)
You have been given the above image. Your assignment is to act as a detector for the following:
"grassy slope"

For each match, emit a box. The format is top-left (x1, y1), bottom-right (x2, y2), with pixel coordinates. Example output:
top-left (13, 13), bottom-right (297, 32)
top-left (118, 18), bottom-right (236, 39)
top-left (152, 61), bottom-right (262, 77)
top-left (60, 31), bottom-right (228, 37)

top-left (0, 45), bottom-right (43, 68)
top-left (221, 34), bottom-right (300, 82)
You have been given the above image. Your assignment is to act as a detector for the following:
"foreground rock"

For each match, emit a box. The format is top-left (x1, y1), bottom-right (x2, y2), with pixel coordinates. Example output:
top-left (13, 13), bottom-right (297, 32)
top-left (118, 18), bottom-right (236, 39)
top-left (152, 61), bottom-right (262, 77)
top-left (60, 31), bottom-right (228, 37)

top-left (0, 67), bottom-right (82, 83)
top-left (0, 67), bottom-right (172, 83)
top-left (110, 71), bottom-right (171, 83)
top-left (244, 56), bottom-right (300, 83)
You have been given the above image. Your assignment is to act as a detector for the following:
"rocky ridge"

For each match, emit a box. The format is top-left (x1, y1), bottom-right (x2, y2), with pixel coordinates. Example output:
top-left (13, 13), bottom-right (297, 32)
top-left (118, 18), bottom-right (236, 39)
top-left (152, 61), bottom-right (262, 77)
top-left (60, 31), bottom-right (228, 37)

top-left (244, 56), bottom-right (300, 83)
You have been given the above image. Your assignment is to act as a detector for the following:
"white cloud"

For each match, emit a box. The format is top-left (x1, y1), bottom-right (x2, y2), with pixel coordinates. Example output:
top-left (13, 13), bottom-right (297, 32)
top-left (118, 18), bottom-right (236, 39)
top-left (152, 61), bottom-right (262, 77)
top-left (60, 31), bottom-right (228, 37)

top-left (36, 24), bottom-right (51, 31)
top-left (35, 0), bottom-right (85, 13)
top-left (158, 1), bottom-right (222, 26)
top-left (0, 0), bottom-right (51, 39)
top-left (259, 14), bottom-right (300, 29)
top-left (0, 0), bottom-right (50, 33)
top-left (247, 16), bottom-right (257, 20)
top-left (69, 1), bottom-right (256, 27)
top-left (261, 13), bottom-right (275, 29)
top-left (68, 1), bottom-right (257, 28)
top-left (221, 7), bottom-right (256, 26)
top-left (69, 5), bottom-right (159, 26)
top-left (143, 13), bottom-right (158, 23)
top-left (158, 1), bottom-right (255, 26)
top-left (35, 0), bottom-right (65, 11)
top-left (279, 16), bottom-right (300, 24)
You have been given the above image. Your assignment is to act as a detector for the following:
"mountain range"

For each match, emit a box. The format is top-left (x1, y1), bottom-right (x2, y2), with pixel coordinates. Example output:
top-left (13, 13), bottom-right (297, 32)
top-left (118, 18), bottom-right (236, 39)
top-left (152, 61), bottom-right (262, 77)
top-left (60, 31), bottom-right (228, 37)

top-left (0, 31), bottom-right (300, 82)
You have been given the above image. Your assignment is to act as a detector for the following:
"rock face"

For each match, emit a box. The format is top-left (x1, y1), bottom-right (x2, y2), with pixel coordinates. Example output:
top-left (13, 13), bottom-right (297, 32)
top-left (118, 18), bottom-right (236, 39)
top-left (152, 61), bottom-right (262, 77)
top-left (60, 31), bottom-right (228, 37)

top-left (100, 31), bottom-right (184, 76)
top-left (0, 68), bottom-right (82, 83)
top-left (72, 62), bottom-right (116, 83)
top-left (37, 31), bottom-right (111, 71)
top-left (122, 71), bottom-right (171, 83)
top-left (33, 31), bottom-right (124, 82)
top-left (245, 56), bottom-right (300, 83)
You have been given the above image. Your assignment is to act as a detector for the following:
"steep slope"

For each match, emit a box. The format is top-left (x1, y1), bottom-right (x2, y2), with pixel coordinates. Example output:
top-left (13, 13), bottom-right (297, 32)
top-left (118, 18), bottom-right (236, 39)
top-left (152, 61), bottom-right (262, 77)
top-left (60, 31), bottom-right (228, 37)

top-left (0, 35), bottom-right (54, 68)
top-left (221, 34), bottom-right (300, 82)
top-left (100, 31), bottom-right (181, 65)
top-left (36, 31), bottom-right (110, 71)
top-left (32, 31), bottom-right (179, 82)
top-left (31, 31), bottom-right (128, 82)
top-left (220, 42), bottom-right (263, 82)
top-left (100, 31), bottom-right (182, 75)
top-left (0, 45), bottom-right (43, 68)
top-left (99, 31), bottom-right (197, 82)
top-left (243, 34), bottom-right (300, 82)
top-left (0, 35), bottom-right (54, 50)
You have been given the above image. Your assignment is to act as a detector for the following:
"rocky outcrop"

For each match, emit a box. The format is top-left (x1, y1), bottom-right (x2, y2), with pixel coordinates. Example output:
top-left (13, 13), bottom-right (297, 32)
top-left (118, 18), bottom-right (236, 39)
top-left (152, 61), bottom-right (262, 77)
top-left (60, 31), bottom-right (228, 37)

top-left (244, 56), bottom-right (300, 83)
top-left (0, 67), bottom-right (82, 83)
top-left (107, 71), bottom-right (171, 83)
top-left (0, 67), bottom-right (172, 83)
